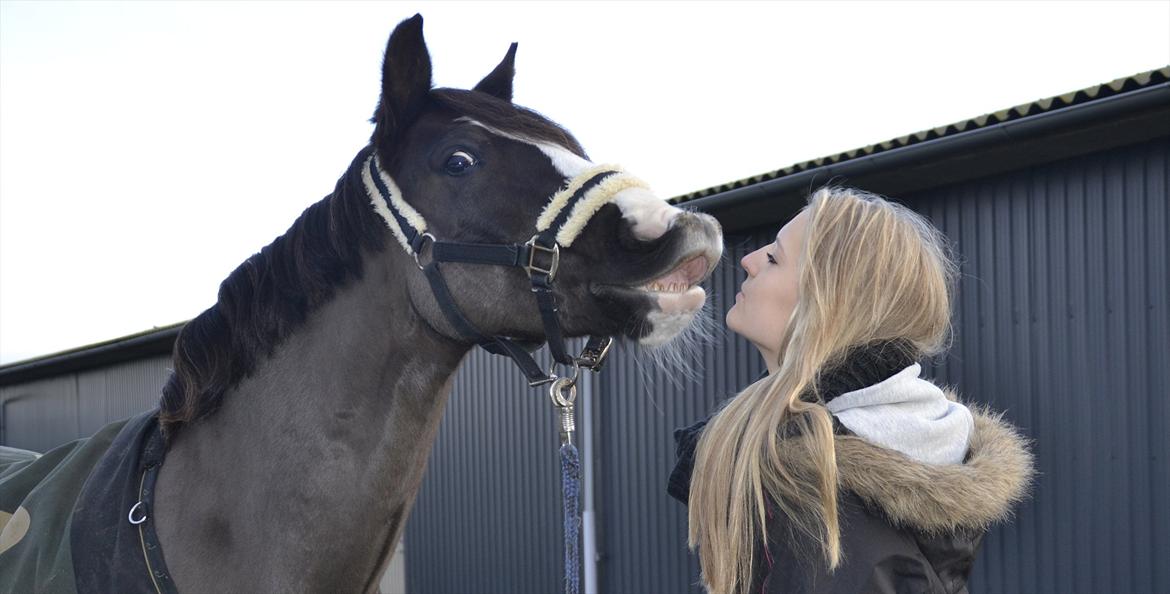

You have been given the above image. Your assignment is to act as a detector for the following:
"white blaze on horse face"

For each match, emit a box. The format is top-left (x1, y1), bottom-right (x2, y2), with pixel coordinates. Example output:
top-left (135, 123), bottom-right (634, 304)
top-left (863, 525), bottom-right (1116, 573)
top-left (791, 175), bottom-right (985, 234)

top-left (535, 143), bottom-right (682, 242)
top-left (461, 119), bottom-right (684, 241)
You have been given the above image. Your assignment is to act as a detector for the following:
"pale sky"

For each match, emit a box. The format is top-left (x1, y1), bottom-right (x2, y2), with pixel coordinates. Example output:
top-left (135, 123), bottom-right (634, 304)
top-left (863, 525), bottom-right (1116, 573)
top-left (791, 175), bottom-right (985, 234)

top-left (1, 1), bottom-right (1167, 364)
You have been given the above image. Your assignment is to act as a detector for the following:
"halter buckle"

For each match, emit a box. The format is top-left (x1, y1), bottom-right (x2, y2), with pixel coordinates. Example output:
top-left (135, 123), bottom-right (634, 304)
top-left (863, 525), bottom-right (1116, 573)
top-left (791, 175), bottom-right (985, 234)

top-left (524, 236), bottom-right (560, 281)
top-left (575, 337), bottom-right (614, 372)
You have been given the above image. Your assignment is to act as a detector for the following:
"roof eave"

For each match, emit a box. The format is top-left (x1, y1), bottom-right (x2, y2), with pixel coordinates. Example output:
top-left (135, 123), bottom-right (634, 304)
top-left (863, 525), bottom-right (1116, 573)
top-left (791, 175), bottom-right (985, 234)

top-left (675, 81), bottom-right (1170, 231)
top-left (0, 323), bottom-right (183, 387)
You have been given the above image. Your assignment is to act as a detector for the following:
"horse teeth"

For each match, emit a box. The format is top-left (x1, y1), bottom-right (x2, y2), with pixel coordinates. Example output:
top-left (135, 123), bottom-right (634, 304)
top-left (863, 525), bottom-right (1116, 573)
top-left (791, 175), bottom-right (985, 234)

top-left (641, 281), bottom-right (693, 293)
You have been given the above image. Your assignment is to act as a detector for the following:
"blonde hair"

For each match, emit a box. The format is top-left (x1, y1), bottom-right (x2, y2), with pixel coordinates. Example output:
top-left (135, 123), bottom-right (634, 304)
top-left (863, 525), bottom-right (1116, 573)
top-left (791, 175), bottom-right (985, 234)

top-left (687, 187), bottom-right (959, 593)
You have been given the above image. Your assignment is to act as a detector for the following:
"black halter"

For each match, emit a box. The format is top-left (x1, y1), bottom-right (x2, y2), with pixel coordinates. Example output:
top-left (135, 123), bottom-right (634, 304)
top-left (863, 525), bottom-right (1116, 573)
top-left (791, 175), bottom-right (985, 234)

top-left (357, 146), bottom-right (614, 386)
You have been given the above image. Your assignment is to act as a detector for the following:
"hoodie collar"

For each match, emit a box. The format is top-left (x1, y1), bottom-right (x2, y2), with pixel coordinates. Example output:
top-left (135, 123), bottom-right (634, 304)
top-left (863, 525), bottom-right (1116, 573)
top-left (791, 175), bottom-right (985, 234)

top-left (827, 363), bottom-right (975, 465)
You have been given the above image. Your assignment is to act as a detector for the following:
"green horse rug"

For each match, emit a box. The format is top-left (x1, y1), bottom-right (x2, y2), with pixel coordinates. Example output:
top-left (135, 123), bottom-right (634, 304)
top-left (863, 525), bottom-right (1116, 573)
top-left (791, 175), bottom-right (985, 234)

top-left (1, 410), bottom-right (176, 594)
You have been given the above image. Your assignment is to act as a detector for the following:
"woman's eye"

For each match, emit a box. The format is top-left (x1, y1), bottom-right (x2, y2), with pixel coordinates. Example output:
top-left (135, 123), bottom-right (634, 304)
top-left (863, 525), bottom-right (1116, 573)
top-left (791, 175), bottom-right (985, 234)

top-left (444, 151), bottom-right (477, 176)
top-left (766, 253), bottom-right (777, 264)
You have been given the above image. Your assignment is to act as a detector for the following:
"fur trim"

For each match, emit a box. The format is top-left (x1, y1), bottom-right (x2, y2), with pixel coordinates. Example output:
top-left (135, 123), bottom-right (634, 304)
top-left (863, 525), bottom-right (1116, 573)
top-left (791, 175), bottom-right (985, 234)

top-left (779, 398), bottom-right (1035, 534)
top-left (555, 173), bottom-right (651, 247)
top-left (362, 156), bottom-right (428, 254)
top-left (536, 163), bottom-right (624, 232)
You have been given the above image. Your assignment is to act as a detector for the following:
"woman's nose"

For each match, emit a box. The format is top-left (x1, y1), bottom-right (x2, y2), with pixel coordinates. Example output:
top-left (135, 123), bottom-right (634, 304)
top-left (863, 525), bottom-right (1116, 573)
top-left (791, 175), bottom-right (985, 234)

top-left (740, 251), bottom-right (755, 276)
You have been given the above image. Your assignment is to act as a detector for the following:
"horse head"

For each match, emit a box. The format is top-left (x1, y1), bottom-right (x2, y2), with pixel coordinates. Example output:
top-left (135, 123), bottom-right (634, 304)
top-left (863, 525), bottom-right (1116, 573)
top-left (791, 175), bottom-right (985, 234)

top-left (370, 15), bottom-right (723, 352)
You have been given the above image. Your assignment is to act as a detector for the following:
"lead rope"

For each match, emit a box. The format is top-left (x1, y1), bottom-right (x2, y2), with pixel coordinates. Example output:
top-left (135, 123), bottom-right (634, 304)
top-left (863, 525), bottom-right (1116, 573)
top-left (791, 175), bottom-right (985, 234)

top-left (550, 373), bottom-right (581, 594)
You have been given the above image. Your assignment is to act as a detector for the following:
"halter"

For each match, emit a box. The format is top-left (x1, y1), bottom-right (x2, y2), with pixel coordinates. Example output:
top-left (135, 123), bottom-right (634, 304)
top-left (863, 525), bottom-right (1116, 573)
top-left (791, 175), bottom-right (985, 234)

top-left (356, 145), bottom-right (650, 387)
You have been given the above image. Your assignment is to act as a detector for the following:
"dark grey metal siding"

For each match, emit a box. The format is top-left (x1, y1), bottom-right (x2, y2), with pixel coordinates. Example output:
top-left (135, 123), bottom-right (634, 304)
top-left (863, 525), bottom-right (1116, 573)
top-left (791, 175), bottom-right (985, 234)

top-left (1, 355), bottom-right (170, 451)
top-left (1, 375), bottom-right (78, 452)
top-left (907, 138), bottom-right (1170, 594)
top-left (405, 346), bottom-right (571, 593)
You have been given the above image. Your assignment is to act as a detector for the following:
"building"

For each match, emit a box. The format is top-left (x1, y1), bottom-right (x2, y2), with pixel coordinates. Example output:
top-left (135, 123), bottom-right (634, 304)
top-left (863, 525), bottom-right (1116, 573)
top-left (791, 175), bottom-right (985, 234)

top-left (2, 67), bottom-right (1167, 594)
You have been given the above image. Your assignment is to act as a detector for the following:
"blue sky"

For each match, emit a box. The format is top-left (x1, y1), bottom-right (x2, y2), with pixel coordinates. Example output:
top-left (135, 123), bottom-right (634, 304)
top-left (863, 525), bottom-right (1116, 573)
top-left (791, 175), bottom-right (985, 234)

top-left (1, 1), bottom-right (1167, 363)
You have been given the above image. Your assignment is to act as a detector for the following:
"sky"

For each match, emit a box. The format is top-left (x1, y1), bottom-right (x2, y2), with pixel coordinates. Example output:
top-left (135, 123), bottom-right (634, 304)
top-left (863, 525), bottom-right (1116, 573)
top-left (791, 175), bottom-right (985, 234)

top-left (1, 1), bottom-right (1167, 364)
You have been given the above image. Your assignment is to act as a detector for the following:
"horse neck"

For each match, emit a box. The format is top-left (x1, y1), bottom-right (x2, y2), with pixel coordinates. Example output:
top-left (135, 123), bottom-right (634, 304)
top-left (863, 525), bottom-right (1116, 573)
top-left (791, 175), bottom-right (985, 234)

top-left (154, 244), bottom-right (471, 592)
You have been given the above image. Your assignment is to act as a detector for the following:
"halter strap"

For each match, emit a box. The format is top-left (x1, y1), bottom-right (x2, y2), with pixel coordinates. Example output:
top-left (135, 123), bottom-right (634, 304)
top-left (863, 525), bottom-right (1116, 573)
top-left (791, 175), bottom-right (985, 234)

top-left (359, 146), bottom-right (620, 385)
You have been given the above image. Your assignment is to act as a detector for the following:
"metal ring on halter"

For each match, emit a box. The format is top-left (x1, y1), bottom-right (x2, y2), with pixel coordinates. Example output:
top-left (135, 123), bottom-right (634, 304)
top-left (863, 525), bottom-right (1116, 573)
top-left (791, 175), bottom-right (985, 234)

top-left (546, 359), bottom-right (582, 385)
top-left (413, 232), bottom-right (437, 270)
top-left (549, 376), bottom-right (577, 408)
top-left (128, 501), bottom-right (147, 525)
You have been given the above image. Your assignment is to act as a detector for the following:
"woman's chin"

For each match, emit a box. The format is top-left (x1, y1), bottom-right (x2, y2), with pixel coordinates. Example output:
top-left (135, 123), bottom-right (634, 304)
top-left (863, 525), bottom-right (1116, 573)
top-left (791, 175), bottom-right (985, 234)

top-left (725, 304), bottom-right (740, 333)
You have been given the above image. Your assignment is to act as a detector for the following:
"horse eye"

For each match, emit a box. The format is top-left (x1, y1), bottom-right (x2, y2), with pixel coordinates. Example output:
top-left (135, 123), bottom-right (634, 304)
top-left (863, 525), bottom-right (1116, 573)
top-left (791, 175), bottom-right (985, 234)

top-left (444, 151), bottom-right (477, 176)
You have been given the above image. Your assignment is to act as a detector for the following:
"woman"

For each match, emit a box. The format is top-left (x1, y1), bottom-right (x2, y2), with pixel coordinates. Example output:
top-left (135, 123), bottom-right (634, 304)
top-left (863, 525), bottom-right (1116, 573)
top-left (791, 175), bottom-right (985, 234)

top-left (668, 187), bottom-right (1034, 594)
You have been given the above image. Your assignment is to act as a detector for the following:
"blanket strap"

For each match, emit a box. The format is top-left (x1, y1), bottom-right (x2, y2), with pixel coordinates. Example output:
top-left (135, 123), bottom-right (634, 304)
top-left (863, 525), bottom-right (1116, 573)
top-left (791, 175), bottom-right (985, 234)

top-left (128, 423), bottom-right (178, 594)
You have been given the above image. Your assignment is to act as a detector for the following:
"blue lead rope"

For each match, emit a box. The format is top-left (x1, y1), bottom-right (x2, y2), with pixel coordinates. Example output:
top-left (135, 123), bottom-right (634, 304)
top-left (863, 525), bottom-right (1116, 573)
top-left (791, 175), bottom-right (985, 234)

top-left (560, 442), bottom-right (581, 594)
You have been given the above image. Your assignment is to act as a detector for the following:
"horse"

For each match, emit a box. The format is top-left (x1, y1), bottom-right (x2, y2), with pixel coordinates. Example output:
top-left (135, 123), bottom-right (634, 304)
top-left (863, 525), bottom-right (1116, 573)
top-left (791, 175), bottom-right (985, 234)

top-left (0, 14), bottom-right (723, 594)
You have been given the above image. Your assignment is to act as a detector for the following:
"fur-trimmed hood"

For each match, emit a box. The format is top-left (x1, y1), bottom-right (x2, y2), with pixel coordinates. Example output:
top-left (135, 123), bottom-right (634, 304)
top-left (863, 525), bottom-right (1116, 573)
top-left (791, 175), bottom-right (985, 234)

top-left (778, 397), bottom-right (1035, 534)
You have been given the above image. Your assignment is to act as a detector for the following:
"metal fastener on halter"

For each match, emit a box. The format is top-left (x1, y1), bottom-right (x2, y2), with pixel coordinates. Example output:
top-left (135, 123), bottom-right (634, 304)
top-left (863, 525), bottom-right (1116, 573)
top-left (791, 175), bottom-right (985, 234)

top-left (549, 376), bottom-right (577, 445)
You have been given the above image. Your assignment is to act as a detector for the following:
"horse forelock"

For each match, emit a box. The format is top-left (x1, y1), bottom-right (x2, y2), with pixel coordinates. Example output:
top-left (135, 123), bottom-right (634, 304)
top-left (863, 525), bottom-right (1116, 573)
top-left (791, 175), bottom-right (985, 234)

top-left (431, 89), bottom-right (588, 161)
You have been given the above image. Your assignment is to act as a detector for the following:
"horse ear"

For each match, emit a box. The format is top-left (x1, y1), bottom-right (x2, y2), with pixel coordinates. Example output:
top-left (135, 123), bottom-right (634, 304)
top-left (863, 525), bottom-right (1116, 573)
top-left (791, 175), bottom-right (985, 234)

top-left (473, 43), bottom-right (518, 102)
top-left (372, 14), bottom-right (433, 147)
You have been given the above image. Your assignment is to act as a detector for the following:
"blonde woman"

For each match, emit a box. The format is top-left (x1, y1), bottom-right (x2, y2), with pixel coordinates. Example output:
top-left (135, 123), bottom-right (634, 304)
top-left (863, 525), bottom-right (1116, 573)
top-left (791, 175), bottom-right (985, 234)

top-left (668, 188), bottom-right (1034, 594)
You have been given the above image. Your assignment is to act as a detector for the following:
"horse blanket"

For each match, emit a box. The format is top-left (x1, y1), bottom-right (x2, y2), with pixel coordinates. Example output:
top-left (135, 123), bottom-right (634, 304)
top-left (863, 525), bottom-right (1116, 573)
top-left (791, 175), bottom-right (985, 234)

top-left (0, 410), bottom-right (176, 594)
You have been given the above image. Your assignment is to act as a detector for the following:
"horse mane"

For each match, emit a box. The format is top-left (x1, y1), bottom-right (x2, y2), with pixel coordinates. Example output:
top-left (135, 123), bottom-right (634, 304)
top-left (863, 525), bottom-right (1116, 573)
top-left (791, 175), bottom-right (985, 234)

top-left (158, 153), bottom-right (387, 439)
top-left (158, 91), bottom-right (581, 440)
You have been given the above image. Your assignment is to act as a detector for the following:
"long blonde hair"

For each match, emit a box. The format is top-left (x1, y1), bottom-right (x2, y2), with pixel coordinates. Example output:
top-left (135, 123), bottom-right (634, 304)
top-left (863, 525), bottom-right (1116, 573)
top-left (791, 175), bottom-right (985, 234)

top-left (687, 187), bottom-right (959, 593)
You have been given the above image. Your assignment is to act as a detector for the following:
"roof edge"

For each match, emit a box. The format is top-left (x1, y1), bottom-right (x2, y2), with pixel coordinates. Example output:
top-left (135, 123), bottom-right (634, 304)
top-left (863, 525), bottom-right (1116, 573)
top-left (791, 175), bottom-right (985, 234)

top-left (0, 322), bottom-right (185, 387)
top-left (672, 67), bottom-right (1170, 206)
top-left (675, 80), bottom-right (1170, 228)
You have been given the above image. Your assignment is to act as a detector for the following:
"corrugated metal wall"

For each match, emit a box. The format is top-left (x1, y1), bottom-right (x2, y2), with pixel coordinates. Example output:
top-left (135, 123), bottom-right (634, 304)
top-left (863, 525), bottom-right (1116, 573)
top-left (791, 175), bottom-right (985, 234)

top-left (0, 355), bottom-right (170, 452)
top-left (909, 138), bottom-right (1169, 594)
top-left (404, 346), bottom-right (572, 593)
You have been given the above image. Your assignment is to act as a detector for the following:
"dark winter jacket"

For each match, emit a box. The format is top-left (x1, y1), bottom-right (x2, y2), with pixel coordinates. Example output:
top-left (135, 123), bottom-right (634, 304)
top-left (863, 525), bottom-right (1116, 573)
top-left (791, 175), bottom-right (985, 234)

top-left (668, 354), bottom-right (1034, 594)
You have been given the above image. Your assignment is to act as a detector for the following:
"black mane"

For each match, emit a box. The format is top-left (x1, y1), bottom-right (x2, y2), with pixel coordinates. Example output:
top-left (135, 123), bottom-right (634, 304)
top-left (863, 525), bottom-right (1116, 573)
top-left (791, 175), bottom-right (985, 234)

top-left (158, 149), bottom-right (386, 439)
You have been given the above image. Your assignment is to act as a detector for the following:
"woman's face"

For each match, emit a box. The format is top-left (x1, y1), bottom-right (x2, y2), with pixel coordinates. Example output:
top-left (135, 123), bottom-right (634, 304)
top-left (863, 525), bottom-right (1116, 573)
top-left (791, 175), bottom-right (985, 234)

top-left (726, 210), bottom-right (808, 368)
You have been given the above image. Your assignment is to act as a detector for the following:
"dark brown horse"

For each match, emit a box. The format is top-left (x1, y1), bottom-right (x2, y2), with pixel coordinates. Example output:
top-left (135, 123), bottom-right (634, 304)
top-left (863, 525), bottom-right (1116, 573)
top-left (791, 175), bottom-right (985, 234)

top-left (0, 14), bottom-right (722, 593)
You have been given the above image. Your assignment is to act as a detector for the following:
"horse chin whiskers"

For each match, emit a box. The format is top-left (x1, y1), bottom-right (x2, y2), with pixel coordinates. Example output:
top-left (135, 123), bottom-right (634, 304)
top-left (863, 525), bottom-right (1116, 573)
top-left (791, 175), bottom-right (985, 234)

top-left (632, 299), bottom-right (722, 390)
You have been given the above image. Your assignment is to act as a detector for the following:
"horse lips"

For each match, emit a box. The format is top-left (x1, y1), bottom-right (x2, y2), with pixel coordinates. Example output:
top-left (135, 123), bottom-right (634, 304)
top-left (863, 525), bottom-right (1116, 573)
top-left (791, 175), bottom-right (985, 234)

top-left (641, 255), bottom-right (709, 314)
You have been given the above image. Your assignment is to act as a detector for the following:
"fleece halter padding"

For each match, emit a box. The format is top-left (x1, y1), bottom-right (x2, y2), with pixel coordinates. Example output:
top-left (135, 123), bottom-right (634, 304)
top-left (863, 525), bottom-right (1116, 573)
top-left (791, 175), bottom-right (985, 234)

top-left (361, 155), bottom-right (428, 254)
top-left (535, 164), bottom-right (651, 247)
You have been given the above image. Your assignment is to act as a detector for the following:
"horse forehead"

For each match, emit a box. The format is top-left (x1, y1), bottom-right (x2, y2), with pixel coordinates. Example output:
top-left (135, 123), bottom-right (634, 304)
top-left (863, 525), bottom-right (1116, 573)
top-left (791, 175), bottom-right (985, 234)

top-left (461, 118), bottom-right (683, 239)
top-left (456, 117), bottom-right (589, 176)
